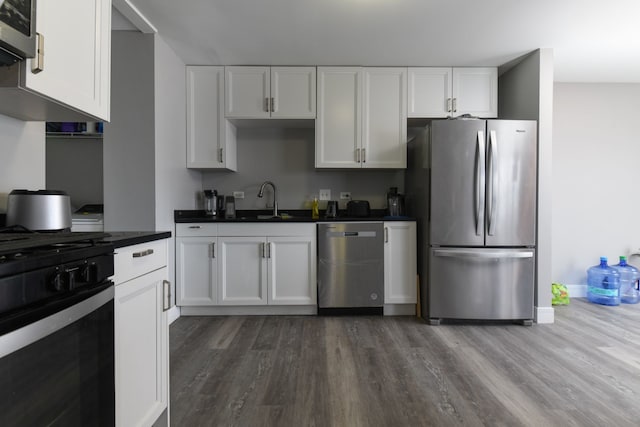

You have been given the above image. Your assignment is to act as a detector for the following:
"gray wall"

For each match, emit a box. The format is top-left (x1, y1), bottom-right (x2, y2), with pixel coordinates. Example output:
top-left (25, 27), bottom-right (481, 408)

top-left (103, 32), bottom-right (156, 231)
top-left (46, 136), bottom-right (103, 209)
top-left (498, 48), bottom-right (554, 322)
top-left (0, 115), bottom-right (45, 212)
top-left (552, 83), bottom-right (640, 286)
top-left (201, 127), bottom-right (405, 211)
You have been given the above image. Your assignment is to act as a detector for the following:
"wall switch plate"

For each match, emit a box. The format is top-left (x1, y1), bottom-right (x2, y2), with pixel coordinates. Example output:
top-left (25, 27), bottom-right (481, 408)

top-left (319, 189), bottom-right (331, 201)
top-left (340, 192), bottom-right (351, 200)
top-left (233, 191), bottom-right (245, 199)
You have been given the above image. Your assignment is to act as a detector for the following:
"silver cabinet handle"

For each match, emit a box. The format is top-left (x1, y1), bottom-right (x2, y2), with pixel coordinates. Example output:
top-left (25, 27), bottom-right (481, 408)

top-left (453, 97), bottom-right (457, 113)
top-left (447, 97), bottom-right (452, 113)
top-left (265, 97), bottom-right (269, 112)
top-left (270, 97), bottom-right (275, 113)
top-left (362, 148), bottom-right (366, 163)
top-left (384, 227), bottom-right (388, 243)
top-left (475, 131), bottom-right (485, 236)
top-left (189, 225), bottom-right (201, 229)
top-left (218, 147), bottom-right (223, 163)
top-left (267, 242), bottom-right (272, 258)
top-left (162, 280), bottom-right (171, 311)
top-left (356, 148), bottom-right (361, 163)
top-left (261, 242), bottom-right (266, 258)
top-left (132, 249), bottom-right (154, 258)
top-left (32, 33), bottom-right (44, 74)
top-left (210, 242), bottom-right (215, 258)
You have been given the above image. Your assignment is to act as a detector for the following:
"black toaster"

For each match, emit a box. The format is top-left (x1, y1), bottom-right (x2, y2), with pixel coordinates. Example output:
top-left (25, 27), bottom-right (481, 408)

top-left (346, 200), bottom-right (370, 217)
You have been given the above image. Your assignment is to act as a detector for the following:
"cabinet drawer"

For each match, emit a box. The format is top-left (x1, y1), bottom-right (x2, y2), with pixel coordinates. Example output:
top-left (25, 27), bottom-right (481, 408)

top-left (114, 240), bottom-right (167, 285)
top-left (176, 223), bottom-right (218, 237)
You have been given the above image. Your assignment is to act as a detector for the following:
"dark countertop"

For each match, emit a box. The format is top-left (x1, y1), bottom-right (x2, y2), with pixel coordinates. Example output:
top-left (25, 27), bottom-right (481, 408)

top-left (101, 231), bottom-right (172, 248)
top-left (174, 209), bottom-right (415, 223)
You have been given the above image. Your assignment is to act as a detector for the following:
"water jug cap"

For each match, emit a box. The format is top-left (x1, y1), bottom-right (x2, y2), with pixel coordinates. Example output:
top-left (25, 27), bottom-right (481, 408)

top-left (620, 255), bottom-right (628, 265)
top-left (600, 256), bottom-right (607, 262)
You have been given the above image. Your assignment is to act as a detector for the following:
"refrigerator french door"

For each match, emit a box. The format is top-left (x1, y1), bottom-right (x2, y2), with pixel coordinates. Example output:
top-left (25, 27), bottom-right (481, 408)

top-left (428, 119), bottom-right (537, 324)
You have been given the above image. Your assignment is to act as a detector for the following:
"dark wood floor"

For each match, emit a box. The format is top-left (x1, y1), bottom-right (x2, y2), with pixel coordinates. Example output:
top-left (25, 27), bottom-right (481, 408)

top-left (169, 300), bottom-right (640, 426)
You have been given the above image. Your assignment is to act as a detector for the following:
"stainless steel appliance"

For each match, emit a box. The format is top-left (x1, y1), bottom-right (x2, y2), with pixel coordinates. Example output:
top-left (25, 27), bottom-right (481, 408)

top-left (406, 119), bottom-right (537, 324)
top-left (0, 0), bottom-right (37, 65)
top-left (317, 222), bottom-right (384, 313)
top-left (0, 231), bottom-right (115, 425)
top-left (6, 189), bottom-right (72, 231)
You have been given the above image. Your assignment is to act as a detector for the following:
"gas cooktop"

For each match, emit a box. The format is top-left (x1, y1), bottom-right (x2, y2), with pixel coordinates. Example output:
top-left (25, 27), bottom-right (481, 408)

top-left (0, 232), bottom-right (110, 255)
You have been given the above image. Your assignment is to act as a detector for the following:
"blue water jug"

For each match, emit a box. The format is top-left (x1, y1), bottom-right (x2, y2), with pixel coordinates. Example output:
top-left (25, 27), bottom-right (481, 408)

top-left (612, 256), bottom-right (640, 304)
top-left (587, 257), bottom-right (620, 306)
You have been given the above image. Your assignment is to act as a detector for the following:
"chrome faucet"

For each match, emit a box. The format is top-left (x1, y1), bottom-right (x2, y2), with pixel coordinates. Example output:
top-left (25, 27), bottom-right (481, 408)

top-left (257, 181), bottom-right (278, 217)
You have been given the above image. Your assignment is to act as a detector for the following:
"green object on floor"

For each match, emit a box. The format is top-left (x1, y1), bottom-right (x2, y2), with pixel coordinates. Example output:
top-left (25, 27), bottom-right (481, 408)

top-left (552, 282), bottom-right (570, 305)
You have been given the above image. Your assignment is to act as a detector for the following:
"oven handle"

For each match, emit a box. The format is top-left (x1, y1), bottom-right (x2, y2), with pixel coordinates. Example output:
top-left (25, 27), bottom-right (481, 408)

top-left (0, 285), bottom-right (114, 358)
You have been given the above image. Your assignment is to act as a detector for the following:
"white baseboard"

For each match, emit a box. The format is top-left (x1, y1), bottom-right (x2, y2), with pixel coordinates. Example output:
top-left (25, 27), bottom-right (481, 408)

top-left (535, 306), bottom-right (554, 324)
top-left (168, 306), bottom-right (180, 325)
top-left (566, 284), bottom-right (586, 298)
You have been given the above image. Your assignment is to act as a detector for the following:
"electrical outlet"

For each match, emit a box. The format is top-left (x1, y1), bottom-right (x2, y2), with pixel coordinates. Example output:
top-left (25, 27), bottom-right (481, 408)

top-left (233, 191), bottom-right (245, 199)
top-left (319, 189), bottom-right (331, 201)
top-left (340, 192), bottom-right (351, 200)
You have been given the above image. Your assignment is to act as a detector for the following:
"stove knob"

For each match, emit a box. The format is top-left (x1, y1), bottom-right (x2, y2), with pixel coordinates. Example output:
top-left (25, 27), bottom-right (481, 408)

top-left (81, 262), bottom-right (99, 283)
top-left (50, 272), bottom-right (64, 292)
top-left (67, 268), bottom-right (78, 290)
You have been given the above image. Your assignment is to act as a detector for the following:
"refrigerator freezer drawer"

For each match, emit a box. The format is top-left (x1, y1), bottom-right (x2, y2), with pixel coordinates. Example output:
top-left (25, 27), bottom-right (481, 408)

top-left (428, 248), bottom-right (535, 321)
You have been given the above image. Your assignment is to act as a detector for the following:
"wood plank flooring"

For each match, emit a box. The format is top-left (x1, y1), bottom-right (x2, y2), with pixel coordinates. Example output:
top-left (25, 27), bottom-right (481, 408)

top-left (170, 300), bottom-right (640, 426)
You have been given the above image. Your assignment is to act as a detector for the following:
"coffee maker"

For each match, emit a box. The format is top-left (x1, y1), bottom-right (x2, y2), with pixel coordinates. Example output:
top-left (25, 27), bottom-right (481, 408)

top-left (386, 187), bottom-right (405, 217)
top-left (204, 190), bottom-right (224, 216)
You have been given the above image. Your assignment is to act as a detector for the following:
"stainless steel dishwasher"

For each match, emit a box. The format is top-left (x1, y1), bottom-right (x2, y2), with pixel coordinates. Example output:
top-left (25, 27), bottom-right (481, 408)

top-left (317, 222), bottom-right (384, 312)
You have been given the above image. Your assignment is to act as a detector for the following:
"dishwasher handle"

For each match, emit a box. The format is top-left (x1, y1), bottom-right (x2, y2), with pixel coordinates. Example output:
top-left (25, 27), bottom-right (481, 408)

top-left (326, 231), bottom-right (377, 238)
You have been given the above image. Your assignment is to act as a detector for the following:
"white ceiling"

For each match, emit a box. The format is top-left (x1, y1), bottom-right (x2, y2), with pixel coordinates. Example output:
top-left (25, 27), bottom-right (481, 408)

top-left (123, 0), bottom-right (640, 83)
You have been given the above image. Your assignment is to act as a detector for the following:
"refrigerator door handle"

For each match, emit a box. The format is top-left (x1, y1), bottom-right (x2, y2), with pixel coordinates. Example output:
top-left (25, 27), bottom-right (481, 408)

top-left (475, 131), bottom-right (486, 236)
top-left (487, 130), bottom-right (499, 236)
top-left (433, 249), bottom-right (534, 259)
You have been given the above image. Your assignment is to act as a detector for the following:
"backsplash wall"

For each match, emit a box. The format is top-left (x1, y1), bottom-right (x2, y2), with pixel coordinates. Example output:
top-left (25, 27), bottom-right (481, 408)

top-left (201, 127), bottom-right (405, 211)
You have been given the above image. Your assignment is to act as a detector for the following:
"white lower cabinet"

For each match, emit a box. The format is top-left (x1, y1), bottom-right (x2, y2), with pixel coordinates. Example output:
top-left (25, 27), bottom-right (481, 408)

top-left (114, 240), bottom-right (169, 427)
top-left (176, 224), bottom-right (317, 310)
top-left (218, 237), bottom-right (268, 305)
top-left (384, 222), bottom-right (417, 304)
top-left (176, 237), bottom-right (218, 305)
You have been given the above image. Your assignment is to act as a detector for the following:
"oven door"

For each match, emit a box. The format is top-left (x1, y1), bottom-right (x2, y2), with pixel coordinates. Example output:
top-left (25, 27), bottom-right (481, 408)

top-left (0, 284), bottom-right (115, 426)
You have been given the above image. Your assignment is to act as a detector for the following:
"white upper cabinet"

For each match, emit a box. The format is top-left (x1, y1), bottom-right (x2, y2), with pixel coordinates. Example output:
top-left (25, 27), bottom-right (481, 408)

top-left (408, 67), bottom-right (497, 118)
top-left (186, 66), bottom-right (237, 170)
top-left (362, 67), bottom-right (407, 168)
top-left (452, 67), bottom-right (498, 118)
top-left (316, 67), bottom-right (362, 168)
top-left (316, 67), bottom-right (407, 169)
top-left (225, 66), bottom-right (316, 119)
top-left (407, 67), bottom-right (452, 118)
top-left (0, 0), bottom-right (111, 121)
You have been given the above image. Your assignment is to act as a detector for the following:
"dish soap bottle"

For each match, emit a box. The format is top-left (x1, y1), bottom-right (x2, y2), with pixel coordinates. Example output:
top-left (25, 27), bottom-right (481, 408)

top-left (312, 197), bottom-right (319, 219)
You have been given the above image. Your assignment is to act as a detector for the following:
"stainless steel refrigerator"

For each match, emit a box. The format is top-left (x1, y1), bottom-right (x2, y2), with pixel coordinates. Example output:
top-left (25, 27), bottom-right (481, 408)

top-left (406, 119), bottom-right (537, 324)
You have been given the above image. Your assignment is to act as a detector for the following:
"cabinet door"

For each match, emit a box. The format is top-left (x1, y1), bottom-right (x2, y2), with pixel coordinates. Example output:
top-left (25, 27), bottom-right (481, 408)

top-left (115, 268), bottom-right (168, 427)
top-left (225, 66), bottom-right (270, 118)
top-left (270, 67), bottom-right (316, 118)
top-left (186, 66), bottom-right (237, 170)
top-left (407, 67), bottom-right (451, 118)
top-left (25, 0), bottom-right (111, 121)
top-left (362, 67), bottom-right (407, 168)
top-left (452, 67), bottom-right (498, 118)
top-left (316, 67), bottom-right (362, 168)
top-left (176, 237), bottom-right (218, 305)
top-left (218, 237), bottom-right (268, 305)
top-left (384, 222), bottom-right (417, 304)
top-left (268, 236), bottom-right (317, 305)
